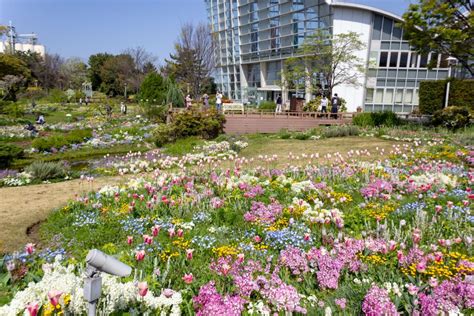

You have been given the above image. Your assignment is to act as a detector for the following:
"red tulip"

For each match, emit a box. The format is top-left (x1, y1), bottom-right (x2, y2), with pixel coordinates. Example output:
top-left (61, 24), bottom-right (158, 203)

top-left (26, 302), bottom-right (39, 316)
top-left (135, 250), bottom-right (145, 261)
top-left (127, 236), bottom-right (133, 245)
top-left (25, 243), bottom-right (35, 255)
top-left (182, 273), bottom-right (193, 284)
top-left (137, 282), bottom-right (148, 297)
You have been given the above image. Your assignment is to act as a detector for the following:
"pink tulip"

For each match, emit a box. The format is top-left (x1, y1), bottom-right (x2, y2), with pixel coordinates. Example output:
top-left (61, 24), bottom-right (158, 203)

top-left (221, 263), bottom-right (231, 276)
top-left (143, 234), bottom-right (153, 245)
top-left (168, 228), bottom-right (175, 238)
top-left (137, 282), bottom-right (148, 297)
top-left (47, 290), bottom-right (63, 306)
top-left (182, 273), bottom-right (193, 284)
top-left (416, 261), bottom-right (426, 273)
top-left (447, 201), bottom-right (453, 208)
top-left (397, 250), bottom-right (404, 262)
top-left (186, 249), bottom-right (194, 260)
top-left (407, 284), bottom-right (418, 295)
top-left (162, 288), bottom-right (175, 298)
top-left (388, 240), bottom-right (397, 251)
top-left (25, 243), bottom-right (35, 255)
top-left (429, 277), bottom-right (439, 288)
top-left (26, 302), bottom-right (39, 316)
top-left (152, 225), bottom-right (161, 237)
top-left (135, 250), bottom-right (145, 261)
top-left (253, 235), bottom-right (262, 243)
top-left (237, 253), bottom-right (245, 263)
top-left (177, 229), bottom-right (184, 237)
top-left (127, 236), bottom-right (133, 245)
top-left (435, 205), bottom-right (443, 213)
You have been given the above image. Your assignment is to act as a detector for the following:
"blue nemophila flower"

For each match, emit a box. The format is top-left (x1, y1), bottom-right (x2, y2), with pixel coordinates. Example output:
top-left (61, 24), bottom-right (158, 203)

top-left (191, 235), bottom-right (216, 249)
top-left (193, 212), bottom-right (211, 223)
top-left (395, 202), bottom-right (426, 215)
top-left (120, 217), bottom-right (150, 235)
top-left (72, 211), bottom-right (99, 227)
top-left (38, 248), bottom-right (66, 262)
top-left (265, 229), bottom-right (307, 249)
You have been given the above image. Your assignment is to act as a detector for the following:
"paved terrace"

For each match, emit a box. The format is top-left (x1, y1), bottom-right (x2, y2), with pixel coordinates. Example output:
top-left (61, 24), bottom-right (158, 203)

top-left (224, 112), bottom-right (355, 134)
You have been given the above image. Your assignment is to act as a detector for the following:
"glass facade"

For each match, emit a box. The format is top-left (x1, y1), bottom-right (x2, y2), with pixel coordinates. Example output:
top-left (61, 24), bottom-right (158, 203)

top-left (365, 13), bottom-right (449, 113)
top-left (205, 1), bottom-right (450, 112)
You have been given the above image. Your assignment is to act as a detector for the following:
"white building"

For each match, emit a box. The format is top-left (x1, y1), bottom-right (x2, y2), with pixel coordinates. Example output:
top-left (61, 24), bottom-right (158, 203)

top-left (0, 23), bottom-right (45, 57)
top-left (205, 0), bottom-right (451, 112)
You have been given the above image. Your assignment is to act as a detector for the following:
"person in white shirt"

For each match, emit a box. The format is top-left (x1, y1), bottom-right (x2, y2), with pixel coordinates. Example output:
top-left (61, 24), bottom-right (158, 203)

top-left (215, 92), bottom-right (223, 112)
top-left (320, 96), bottom-right (328, 113)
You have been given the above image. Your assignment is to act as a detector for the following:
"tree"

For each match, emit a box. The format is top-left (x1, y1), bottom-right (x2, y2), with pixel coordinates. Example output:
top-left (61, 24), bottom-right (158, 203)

top-left (0, 75), bottom-right (26, 101)
top-left (165, 22), bottom-right (215, 97)
top-left (0, 53), bottom-right (31, 79)
top-left (35, 53), bottom-right (67, 90)
top-left (88, 53), bottom-right (113, 90)
top-left (99, 54), bottom-right (135, 96)
top-left (137, 72), bottom-right (167, 103)
top-left (61, 58), bottom-right (88, 89)
top-left (123, 47), bottom-right (158, 93)
top-left (282, 31), bottom-right (366, 98)
top-left (401, 0), bottom-right (473, 76)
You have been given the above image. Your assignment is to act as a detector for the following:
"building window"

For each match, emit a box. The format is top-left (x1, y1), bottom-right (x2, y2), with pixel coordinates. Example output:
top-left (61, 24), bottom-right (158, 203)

top-left (399, 52), bottom-right (409, 67)
top-left (366, 88), bottom-right (374, 102)
top-left (384, 89), bottom-right (394, 104)
top-left (419, 54), bottom-right (429, 68)
top-left (373, 14), bottom-right (383, 40)
top-left (404, 89), bottom-right (413, 103)
top-left (379, 52), bottom-right (388, 67)
top-left (395, 89), bottom-right (403, 103)
top-left (375, 89), bottom-right (384, 103)
top-left (382, 18), bottom-right (393, 40)
top-left (389, 52), bottom-right (398, 68)
top-left (409, 53), bottom-right (418, 68)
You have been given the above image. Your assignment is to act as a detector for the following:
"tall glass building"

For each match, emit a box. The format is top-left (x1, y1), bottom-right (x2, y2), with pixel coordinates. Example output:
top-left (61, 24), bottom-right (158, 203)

top-left (204, 0), bottom-right (451, 112)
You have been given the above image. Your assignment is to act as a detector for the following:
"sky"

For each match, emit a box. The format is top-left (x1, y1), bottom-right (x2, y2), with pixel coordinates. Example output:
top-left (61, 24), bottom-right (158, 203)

top-left (0, 0), bottom-right (414, 63)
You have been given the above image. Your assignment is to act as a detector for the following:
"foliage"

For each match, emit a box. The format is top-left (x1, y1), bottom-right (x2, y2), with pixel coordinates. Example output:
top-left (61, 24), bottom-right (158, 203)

top-left (259, 101), bottom-right (276, 111)
top-left (323, 125), bottom-right (360, 138)
top-left (137, 73), bottom-right (167, 105)
top-left (163, 136), bottom-right (205, 156)
top-left (353, 111), bottom-right (402, 127)
top-left (99, 54), bottom-right (135, 96)
top-left (282, 31), bottom-right (366, 96)
top-left (31, 129), bottom-right (93, 152)
top-left (153, 110), bottom-right (225, 147)
top-left (419, 79), bottom-right (474, 114)
top-left (401, 0), bottom-right (474, 76)
top-left (24, 161), bottom-right (68, 181)
top-left (0, 53), bottom-right (31, 79)
top-left (0, 75), bottom-right (26, 101)
top-left (432, 106), bottom-right (472, 130)
top-left (0, 143), bottom-right (24, 168)
top-left (88, 53), bottom-right (114, 91)
top-left (47, 88), bottom-right (68, 103)
top-left (2, 102), bottom-right (25, 117)
top-left (164, 23), bottom-right (215, 97)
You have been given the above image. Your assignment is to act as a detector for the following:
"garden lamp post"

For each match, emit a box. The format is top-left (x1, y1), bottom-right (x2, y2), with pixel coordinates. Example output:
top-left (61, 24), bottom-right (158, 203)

top-left (444, 56), bottom-right (458, 108)
top-left (124, 83), bottom-right (128, 99)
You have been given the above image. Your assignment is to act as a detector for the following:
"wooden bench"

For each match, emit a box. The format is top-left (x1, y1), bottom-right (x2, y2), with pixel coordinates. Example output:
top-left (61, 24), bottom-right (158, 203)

top-left (223, 103), bottom-right (244, 114)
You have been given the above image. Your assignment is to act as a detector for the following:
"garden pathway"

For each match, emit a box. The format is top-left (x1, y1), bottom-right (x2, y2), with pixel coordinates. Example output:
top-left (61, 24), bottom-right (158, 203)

top-left (0, 175), bottom-right (126, 253)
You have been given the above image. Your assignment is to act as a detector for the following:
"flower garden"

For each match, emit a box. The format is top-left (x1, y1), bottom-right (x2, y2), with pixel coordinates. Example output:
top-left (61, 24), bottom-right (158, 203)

top-left (0, 131), bottom-right (473, 315)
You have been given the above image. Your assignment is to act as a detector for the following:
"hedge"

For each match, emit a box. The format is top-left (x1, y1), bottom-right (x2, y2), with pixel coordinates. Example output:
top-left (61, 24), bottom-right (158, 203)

top-left (419, 79), bottom-right (474, 114)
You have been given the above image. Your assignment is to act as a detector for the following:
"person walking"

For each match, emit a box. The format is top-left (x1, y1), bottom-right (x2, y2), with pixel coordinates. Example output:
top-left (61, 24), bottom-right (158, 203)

top-left (275, 95), bottom-right (283, 113)
top-left (105, 103), bottom-right (112, 118)
top-left (320, 95), bottom-right (328, 115)
top-left (331, 93), bottom-right (340, 119)
top-left (202, 93), bottom-right (209, 109)
top-left (185, 94), bottom-right (193, 110)
top-left (215, 91), bottom-right (223, 112)
top-left (120, 101), bottom-right (127, 115)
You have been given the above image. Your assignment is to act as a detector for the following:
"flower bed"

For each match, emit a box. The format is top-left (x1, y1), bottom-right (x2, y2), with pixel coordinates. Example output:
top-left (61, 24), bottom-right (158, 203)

top-left (0, 140), bottom-right (473, 315)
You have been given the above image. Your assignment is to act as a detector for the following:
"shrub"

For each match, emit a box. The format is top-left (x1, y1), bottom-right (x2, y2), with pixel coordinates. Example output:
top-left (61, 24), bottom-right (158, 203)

top-left (294, 132), bottom-right (310, 140)
top-left (2, 102), bottom-right (25, 118)
top-left (153, 110), bottom-right (225, 147)
top-left (304, 97), bottom-right (321, 112)
top-left (138, 73), bottom-right (167, 104)
top-left (353, 111), bottom-right (401, 127)
top-left (31, 129), bottom-right (92, 152)
top-left (419, 79), bottom-right (474, 114)
top-left (48, 89), bottom-right (68, 103)
top-left (432, 106), bottom-right (471, 130)
top-left (323, 125), bottom-right (360, 138)
top-left (0, 144), bottom-right (24, 168)
top-left (259, 101), bottom-right (276, 111)
top-left (25, 161), bottom-right (68, 181)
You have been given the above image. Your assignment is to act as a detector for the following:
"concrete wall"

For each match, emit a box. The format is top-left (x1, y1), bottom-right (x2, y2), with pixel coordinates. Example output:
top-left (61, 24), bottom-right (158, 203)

top-left (0, 42), bottom-right (46, 57)
top-left (332, 6), bottom-right (372, 112)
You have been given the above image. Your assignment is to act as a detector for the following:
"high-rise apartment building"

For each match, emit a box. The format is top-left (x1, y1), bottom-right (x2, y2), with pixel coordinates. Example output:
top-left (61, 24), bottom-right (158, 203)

top-left (204, 0), bottom-right (451, 112)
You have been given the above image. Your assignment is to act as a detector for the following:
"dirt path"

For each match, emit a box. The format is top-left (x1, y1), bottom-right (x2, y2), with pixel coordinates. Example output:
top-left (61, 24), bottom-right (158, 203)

top-left (0, 176), bottom-right (127, 253)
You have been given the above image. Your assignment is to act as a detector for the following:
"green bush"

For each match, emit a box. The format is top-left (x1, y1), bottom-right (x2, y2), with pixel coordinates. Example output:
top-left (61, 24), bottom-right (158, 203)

top-left (432, 106), bottom-right (471, 130)
top-left (353, 111), bottom-right (401, 127)
top-left (0, 144), bottom-right (24, 168)
top-left (419, 79), bottom-right (474, 114)
top-left (294, 132), bottom-right (310, 140)
top-left (323, 125), bottom-right (360, 138)
top-left (259, 101), bottom-right (276, 111)
top-left (31, 129), bottom-right (92, 151)
top-left (2, 102), bottom-right (25, 118)
top-left (137, 73), bottom-right (167, 104)
top-left (153, 110), bottom-right (225, 147)
top-left (25, 161), bottom-right (68, 181)
top-left (48, 89), bottom-right (68, 103)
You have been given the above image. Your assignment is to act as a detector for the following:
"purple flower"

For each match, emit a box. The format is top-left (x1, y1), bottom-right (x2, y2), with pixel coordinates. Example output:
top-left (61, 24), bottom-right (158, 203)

top-left (362, 285), bottom-right (398, 316)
